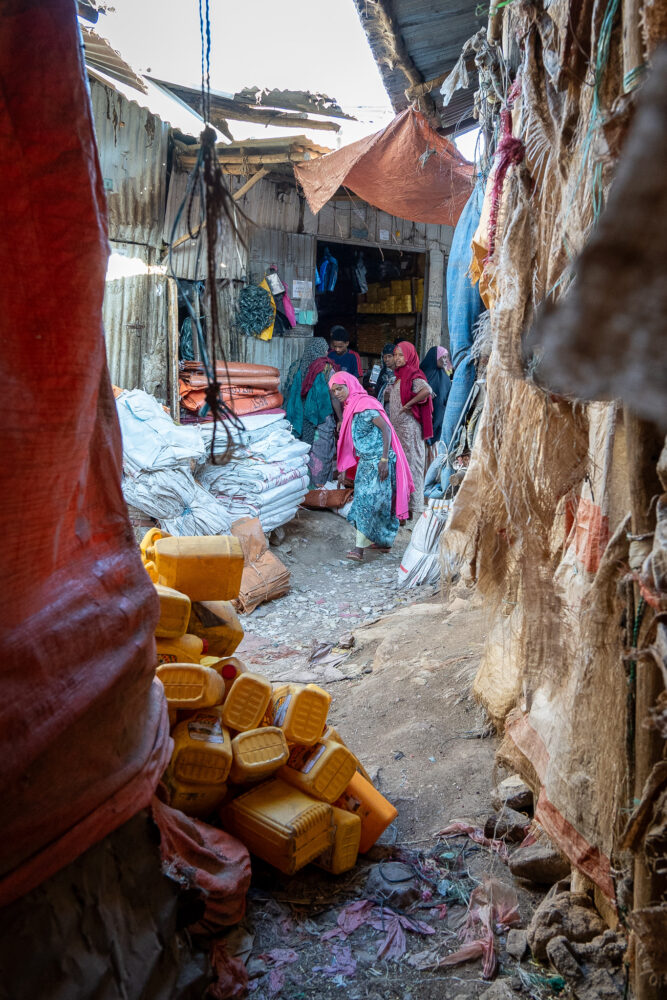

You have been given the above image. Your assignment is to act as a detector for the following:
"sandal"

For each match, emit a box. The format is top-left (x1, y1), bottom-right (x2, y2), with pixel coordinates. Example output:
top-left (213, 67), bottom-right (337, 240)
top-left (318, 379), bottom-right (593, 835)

top-left (345, 550), bottom-right (363, 562)
top-left (370, 544), bottom-right (391, 553)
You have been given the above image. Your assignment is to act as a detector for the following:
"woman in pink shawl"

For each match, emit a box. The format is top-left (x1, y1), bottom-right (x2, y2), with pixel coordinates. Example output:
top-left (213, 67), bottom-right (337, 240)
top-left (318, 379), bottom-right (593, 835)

top-left (329, 371), bottom-right (414, 561)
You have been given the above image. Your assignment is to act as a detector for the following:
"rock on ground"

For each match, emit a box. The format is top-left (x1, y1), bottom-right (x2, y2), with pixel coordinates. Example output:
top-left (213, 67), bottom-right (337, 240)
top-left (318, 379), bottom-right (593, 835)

top-left (509, 839), bottom-right (571, 885)
top-left (527, 887), bottom-right (607, 961)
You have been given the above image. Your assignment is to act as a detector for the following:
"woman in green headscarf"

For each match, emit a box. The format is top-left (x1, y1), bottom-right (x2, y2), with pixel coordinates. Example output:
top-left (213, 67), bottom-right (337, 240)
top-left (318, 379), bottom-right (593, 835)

top-left (284, 337), bottom-right (341, 486)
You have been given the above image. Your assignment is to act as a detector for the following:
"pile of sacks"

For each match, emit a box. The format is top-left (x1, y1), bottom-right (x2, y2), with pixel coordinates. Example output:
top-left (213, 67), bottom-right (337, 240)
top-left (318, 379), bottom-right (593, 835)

top-left (144, 530), bottom-right (398, 876)
top-left (118, 389), bottom-right (233, 536)
top-left (179, 361), bottom-right (283, 421)
top-left (198, 413), bottom-right (310, 534)
top-left (117, 390), bottom-right (310, 538)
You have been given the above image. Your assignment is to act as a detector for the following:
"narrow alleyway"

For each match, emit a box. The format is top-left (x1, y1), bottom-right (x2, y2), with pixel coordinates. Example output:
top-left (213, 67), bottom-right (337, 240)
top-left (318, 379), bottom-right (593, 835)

top-left (228, 511), bottom-right (540, 998)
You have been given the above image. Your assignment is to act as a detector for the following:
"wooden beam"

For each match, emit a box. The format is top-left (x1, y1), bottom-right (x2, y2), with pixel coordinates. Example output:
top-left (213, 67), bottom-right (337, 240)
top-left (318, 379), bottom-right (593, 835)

top-left (232, 167), bottom-right (269, 200)
top-left (625, 409), bottom-right (665, 1000)
top-left (357, 0), bottom-right (440, 128)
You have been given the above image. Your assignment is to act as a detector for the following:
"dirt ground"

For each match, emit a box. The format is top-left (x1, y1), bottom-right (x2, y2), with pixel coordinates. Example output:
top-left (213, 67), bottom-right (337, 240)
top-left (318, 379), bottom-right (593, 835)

top-left (226, 511), bottom-right (551, 1000)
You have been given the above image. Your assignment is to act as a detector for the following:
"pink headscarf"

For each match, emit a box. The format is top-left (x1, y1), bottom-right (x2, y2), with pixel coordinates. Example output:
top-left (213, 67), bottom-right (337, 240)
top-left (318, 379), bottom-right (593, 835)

top-left (329, 371), bottom-right (414, 520)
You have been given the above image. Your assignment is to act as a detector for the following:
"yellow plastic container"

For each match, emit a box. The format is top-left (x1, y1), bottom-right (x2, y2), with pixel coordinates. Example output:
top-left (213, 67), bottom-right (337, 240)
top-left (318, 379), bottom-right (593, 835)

top-left (279, 739), bottom-right (357, 804)
top-left (156, 633), bottom-right (203, 665)
top-left (221, 672), bottom-right (273, 732)
top-left (266, 683), bottom-right (331, 746)
top-left (171, 706), bottom-right (232, 784)
top-left (188, 600), bottom-right (244, 658)
top-left (229, 726), bottom-right (289, 784)
top-left (154, 583), bottom-right (191, 638)
top-left (316, 806), bottom-right (362, 874)
top-left (152, 536), bottom-right (244, 602)
top-left (140, 526), bottom-right (168, 561)
top-left (334, 771), bottom-right (398, 853)
top-left (156, 663), bottom-right (225, 709)
top-left (201, 655), bottom-right (247, 699)
top-left (223, 778), bottom-right (334, 875)
top-left (322, 725), bottom-right (372, 784)
top-left (164, 774), bottom-right (228, 818)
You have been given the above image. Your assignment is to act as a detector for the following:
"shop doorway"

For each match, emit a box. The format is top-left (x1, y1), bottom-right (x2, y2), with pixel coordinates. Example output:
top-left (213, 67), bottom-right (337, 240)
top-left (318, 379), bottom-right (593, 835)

top-left (314, 240), bottom-right (426, 377)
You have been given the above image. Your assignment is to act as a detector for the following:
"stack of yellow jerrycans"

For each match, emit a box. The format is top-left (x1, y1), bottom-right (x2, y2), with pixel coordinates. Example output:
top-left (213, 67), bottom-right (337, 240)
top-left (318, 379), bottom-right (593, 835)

top-left (140, 527), bottom-right (398, 878)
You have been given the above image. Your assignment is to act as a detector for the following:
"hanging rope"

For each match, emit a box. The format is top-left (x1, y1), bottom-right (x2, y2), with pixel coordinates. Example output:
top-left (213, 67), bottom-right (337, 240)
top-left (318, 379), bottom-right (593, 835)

top-left (168, 0), bottom-right (251, 464)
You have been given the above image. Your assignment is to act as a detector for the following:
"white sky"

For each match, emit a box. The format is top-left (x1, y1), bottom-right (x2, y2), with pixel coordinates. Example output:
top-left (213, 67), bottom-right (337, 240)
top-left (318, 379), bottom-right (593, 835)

top-left (96, 0), bottom-right (478, 158)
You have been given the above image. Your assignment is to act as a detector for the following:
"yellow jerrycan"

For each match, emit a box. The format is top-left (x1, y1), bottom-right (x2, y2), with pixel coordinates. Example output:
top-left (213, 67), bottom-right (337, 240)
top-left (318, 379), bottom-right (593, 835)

top-left (265, 683), bottom-right (331, 746)
top-left (200, 655), bottom-right (247, 700)
top-left (278, 739), bottom-right (357, 804)
top-left (151, 535), bottom-right (244, 602)
top-left (229, 727), bottom-right (289, 785)
top-left (334, 772), bottom-right (398, 853)
top-left (154, 583), bottom-right (191, 638)
top-left (322, 725), bottom-right (372, 784)
top-left (223, 778), bottom-right (334, 875)
top-left (221, 672), bottom-right (272, 733)
top-left (156, 663), bottom-right (225, 709)
top-left (156, 633), bottom-right (203, 665)
top-left (170, 706), bottom-right (232, 785)
top-left (188, 600), bottom-right (244, 658)
top-left (163, 775), bottom-right (228, 818)
top-left (315, 806), bottom-right (361, 874)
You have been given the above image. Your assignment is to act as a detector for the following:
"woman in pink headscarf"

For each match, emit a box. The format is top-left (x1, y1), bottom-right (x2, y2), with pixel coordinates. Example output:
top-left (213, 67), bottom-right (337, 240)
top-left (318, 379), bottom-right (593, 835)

top-left (388, 341), bottom-right (434, 517)
top-left (329, 371), bottom-right (414, 561)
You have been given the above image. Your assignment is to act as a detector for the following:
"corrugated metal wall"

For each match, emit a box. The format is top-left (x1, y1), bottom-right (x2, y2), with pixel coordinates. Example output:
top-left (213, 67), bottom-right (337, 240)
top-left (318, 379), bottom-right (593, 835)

top-left (90, 78), bottom-right (169, 248)
top-left (164, 170), bottom-right (249, 282)
top-left (103, 242), bottom-right (169, 400)
top-left (232, 173), bottom-right (454, 252)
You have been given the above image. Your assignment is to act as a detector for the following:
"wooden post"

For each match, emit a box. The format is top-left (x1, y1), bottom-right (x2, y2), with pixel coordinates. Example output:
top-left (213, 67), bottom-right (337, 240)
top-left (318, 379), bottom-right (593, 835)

top-left (424, 245), bottom-right (444, 355)
top-left (166, 278), bottom-right (180, 422)
top-left (625, 408), bottom-right (664, 1000)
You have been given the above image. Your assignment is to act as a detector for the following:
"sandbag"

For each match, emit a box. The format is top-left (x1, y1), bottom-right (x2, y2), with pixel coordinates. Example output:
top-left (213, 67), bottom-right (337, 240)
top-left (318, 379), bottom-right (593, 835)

top-left (0, 0), bottom-right (170, 905)
top-left (230, 518), bottom-right (291, 613)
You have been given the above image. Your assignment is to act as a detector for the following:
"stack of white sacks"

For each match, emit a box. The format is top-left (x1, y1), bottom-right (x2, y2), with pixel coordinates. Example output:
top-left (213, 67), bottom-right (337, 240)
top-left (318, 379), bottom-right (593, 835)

top-left (198, 414), bottom-right (311, 533)
top-left (117, 390), bottom-right (310, 537)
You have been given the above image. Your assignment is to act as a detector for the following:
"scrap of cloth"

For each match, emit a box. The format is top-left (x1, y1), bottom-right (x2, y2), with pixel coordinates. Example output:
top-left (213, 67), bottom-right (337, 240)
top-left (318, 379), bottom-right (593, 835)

top-left (295, 108), bottom-right (474, 226)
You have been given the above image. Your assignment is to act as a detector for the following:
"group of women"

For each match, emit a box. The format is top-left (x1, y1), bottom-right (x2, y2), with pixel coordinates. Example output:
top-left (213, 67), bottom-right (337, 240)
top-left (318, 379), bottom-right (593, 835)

top-left (284, 333), bottom-right (453, 560)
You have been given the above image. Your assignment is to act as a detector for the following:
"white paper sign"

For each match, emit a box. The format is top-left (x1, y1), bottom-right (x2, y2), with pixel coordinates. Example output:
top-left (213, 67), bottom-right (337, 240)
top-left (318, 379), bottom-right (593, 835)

top-left (379, 228), bottom-right (390, 241)
top-left (292, 279), bottom-right (312, 299)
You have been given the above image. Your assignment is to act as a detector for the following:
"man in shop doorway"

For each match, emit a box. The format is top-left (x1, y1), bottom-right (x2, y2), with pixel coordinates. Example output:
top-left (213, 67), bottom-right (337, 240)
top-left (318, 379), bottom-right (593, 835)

top-left (328, 326), bottom-right (362, 380)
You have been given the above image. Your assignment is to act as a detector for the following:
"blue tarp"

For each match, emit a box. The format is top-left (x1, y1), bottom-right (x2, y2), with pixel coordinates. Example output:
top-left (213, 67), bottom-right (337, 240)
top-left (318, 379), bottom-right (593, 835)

top-left (425, 182), bottom-right (485, 498)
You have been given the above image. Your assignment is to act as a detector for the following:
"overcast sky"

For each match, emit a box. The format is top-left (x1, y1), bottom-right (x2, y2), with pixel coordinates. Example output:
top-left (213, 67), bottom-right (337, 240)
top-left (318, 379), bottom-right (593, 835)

top-left (96, 0), bottom-right (477, 157)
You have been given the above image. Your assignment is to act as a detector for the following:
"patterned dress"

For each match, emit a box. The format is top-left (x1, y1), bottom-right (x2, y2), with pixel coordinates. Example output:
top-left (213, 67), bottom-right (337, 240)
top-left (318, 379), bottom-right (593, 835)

top-left (346, 409), bottom-right (399, 548)
top-left (388, 378), bottom-right (432, 515)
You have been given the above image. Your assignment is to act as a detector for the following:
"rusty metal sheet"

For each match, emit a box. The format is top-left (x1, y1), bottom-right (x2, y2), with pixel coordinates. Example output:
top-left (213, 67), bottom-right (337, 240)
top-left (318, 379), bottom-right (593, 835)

top-left (90, 78), bottom-right (169, 248)
top-left (103, 242), bottom-right (169, 400)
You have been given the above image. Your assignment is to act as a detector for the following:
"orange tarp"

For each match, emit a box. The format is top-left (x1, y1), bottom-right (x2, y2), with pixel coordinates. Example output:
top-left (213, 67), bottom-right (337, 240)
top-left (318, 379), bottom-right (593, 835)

top-left (295, 109), bottom-right (474, 227)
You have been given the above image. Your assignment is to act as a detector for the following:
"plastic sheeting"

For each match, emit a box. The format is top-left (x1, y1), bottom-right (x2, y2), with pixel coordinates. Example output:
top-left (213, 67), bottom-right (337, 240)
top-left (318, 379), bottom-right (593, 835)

top-left (425, 183), bottom-right (485, 498)
top-left (0, 0), bottom-right (170, 905)
top-left (295, 109), bottom-right (473, 226)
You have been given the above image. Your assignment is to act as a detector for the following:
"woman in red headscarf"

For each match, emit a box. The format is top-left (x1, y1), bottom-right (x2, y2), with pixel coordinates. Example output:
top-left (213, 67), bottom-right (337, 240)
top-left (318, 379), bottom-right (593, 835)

top-left (387, 341), bottom-right (434, 516)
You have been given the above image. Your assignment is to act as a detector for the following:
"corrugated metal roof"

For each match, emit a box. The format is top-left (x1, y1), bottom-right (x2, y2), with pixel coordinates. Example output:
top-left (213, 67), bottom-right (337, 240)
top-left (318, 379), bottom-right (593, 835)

top-left (81, 24), bottom-right (147, 92)
top-left (354, 0), bottom-right (483, 133)
top-left (90, 77), bottom-right (169, 248)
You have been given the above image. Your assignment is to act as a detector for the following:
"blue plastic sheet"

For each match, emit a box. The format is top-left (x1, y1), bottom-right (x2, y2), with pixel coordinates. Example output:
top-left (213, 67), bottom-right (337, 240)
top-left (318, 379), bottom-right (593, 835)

top-left (425, 182), bottom-right (485, 497)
